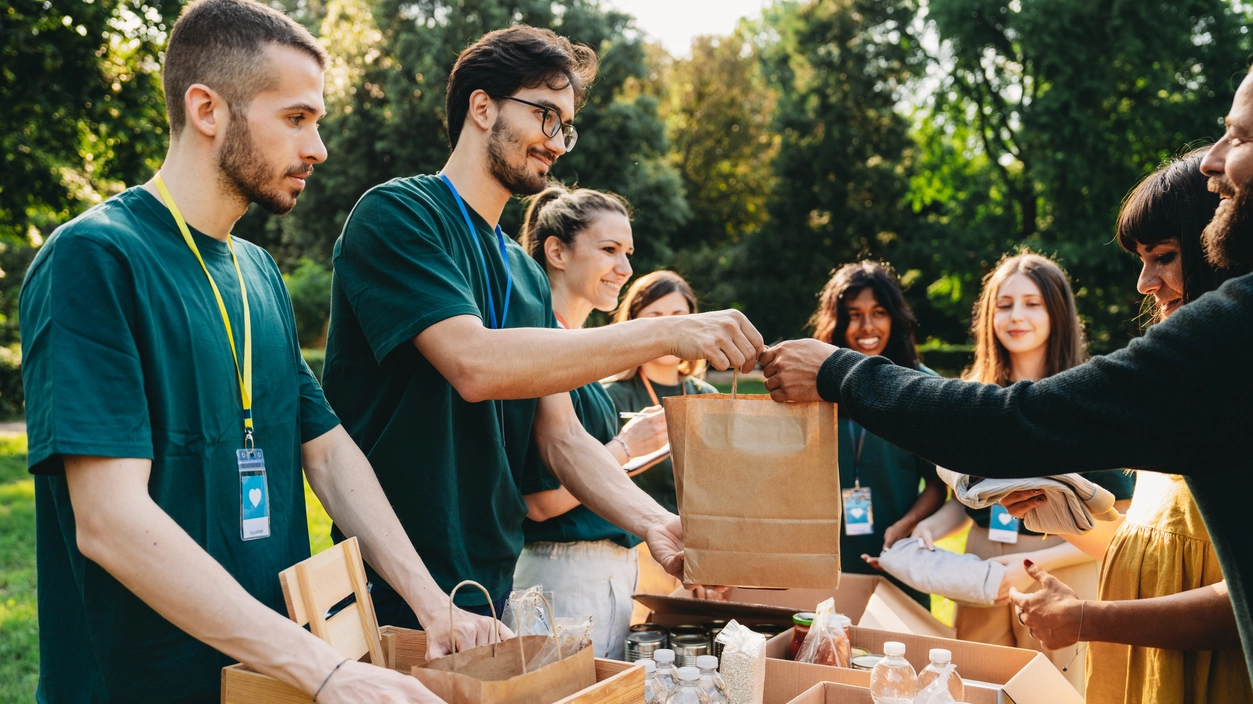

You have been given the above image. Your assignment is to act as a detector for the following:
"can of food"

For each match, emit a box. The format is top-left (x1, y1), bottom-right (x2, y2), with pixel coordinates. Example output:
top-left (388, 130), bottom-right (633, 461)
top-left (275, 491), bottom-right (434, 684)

top-left (702, 620), bottom-right (728, 660)
top-left (851, 646), bottom-right (871, 661)
top-left (751, 622), bottom-right (788, 639)
top-left (629, 623), bottom-right (670, 648)
top-left (671, 634), bottom-right (709, 667)
top-left (670, 624), bottom-right (707, 639)
top-left (624, 631), bottom-right (667, 662)
top-left (851, 654), bottom-right (884, 670)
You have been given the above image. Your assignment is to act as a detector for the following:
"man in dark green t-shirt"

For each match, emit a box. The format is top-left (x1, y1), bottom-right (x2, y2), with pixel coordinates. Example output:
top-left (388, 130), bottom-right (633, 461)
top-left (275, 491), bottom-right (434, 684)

top-left (758, 65), bottom-right (1253, 680)
top-left (20, 2), bottom-right (488, 701)
top-left (322, 26), bottom-right (765, 626)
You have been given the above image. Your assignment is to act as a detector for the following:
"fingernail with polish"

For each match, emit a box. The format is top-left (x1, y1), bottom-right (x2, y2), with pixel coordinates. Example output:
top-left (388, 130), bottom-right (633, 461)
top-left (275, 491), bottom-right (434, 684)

top-left (1024, 559), bottom-right (1034, 568)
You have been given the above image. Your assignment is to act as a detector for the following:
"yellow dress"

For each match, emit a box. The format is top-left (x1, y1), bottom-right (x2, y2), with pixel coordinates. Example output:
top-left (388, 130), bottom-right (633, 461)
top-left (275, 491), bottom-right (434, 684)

top-left (1086, 472), bottom-right (1253, 704)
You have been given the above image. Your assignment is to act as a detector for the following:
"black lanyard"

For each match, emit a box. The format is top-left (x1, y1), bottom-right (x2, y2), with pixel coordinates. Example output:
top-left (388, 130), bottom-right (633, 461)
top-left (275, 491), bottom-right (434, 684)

top-left (847, 419), bottom-right (867, 488)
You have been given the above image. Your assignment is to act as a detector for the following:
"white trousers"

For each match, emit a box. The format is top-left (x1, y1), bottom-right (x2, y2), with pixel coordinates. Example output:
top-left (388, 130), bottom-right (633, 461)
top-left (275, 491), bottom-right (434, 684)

top-left (513, 540), bottom-right (639, 660)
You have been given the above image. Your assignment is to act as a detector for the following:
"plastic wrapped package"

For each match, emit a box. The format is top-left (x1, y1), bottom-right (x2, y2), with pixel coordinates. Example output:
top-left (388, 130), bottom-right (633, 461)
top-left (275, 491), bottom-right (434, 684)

top-left (554, 615), bottom-right (595, 655)
top-left (714, 620), bottom-right (766, 704)
top-left (794, 598), bottom-right (851, 668)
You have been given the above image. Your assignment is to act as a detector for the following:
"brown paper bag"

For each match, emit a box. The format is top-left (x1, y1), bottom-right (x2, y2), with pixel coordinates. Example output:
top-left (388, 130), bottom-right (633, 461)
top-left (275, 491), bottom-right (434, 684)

top-left (411, 581), bottom-right (598, 704)
top-left (665, 389), bottom-right (841, 589)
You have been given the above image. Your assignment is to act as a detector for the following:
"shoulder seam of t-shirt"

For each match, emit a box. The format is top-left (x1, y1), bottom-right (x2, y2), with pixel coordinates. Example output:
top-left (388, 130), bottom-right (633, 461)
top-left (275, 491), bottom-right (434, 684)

top-left (372, 302), bottom-right (484, 365)
top-left (339, 177), bottom-right (446, 248)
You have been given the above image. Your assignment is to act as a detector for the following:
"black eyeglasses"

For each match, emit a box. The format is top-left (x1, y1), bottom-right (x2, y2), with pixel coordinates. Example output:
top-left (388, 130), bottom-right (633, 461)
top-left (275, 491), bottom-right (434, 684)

top-left (494, 95), bottom-right (578, 151)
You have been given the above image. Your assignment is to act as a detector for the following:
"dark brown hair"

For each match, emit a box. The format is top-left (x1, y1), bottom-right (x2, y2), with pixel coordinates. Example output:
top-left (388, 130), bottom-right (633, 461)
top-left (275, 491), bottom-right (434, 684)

top-left (519, 184), bottom-right (631, 271)
top-left (964, 251), bottom-right (1087, 386)
top-left (611, 270), bottom-right (704, 378)
top-left (808, 261), bottom-right (920, 369)
top-left (1117, 148), bottom-right (1229, 322)
top-left (163, 0), bottom-right (327, 134)
top-left (445, 26), bottom-right (598, 149)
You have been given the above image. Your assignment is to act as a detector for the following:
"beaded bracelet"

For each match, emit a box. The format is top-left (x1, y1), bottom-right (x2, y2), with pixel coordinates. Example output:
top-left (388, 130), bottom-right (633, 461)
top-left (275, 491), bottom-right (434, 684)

top-left (613, 436), bottom-right (632, 459)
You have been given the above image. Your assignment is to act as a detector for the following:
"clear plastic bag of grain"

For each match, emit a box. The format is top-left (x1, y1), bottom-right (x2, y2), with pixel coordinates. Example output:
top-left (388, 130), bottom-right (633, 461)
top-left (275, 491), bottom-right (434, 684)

top-left (714, 620), bottom-right (766, 704)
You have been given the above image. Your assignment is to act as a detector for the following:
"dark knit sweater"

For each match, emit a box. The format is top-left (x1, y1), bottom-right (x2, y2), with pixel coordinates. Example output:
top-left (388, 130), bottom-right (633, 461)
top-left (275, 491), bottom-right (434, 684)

top-left (816, 271), bottom-right (1253, 677)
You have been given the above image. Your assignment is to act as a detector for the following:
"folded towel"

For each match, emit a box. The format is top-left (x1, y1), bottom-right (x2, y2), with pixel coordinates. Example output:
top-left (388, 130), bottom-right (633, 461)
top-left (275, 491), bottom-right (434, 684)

top-left (876, 538), bottom-right (1006, 607)
top-left (936, 468), bottom-right (1120, 535)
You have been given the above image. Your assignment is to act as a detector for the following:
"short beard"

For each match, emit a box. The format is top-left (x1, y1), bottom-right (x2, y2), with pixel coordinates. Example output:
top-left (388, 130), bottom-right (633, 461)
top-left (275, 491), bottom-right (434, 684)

top-left (486, 117), bottom-right (550, 196)
top-left (217, 112), bottom-right (307, 216)
top-left (1202, 176), bottom-right (1253, 269)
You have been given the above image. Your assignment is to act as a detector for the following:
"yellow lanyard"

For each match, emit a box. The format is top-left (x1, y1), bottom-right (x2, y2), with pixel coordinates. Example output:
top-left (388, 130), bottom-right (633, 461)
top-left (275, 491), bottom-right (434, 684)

top-left (153, 175), bottom-right (254, 444)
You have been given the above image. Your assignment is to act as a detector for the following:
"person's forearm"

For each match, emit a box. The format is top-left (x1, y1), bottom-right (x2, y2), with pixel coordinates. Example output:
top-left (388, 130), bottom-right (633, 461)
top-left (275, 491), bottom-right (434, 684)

top-left (67, 458), bottom-right (347, 694)
top-left (415, 316), bottom-right (677, 402)
top-left (534, 396), bottom-right (672, 537)
top-left (524, 437), bottom-right (633, 522)
top-left (916, 498), bottom-right (972, 541)
top-left (1083, 583), bottom-right (1241, 650)
top-left (897, 479), bottom-right (945, 531)
top-left (1024, 541), bottom-right (1092, 573)
top-left (302, 426), bottom-right (448, 624)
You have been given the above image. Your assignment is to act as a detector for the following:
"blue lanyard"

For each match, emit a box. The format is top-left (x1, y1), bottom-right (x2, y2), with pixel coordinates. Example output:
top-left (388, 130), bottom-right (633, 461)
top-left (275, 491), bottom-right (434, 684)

top-left (439, 173), bottom-right (513, 329)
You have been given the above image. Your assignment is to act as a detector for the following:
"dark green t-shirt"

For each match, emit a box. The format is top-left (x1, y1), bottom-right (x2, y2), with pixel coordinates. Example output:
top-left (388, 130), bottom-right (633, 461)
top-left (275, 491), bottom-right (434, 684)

top-left (965, 469), bottom-right (1136, 535)
top-left (521, 380), bottom-right (640, 548)
top-left (20, 187), bottom-right (340, 704)
top-left (837, 414), bottom-right (939, 575)
top-left (323, 175), bottom-right (556, 606)
top-left (603, 373), bottom-right (718, 514)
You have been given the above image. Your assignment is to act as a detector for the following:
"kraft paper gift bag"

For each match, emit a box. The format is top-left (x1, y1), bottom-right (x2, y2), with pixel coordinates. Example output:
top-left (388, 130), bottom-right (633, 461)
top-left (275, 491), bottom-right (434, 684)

top-left (411, 582), bottom-right (597, 704)
top-left (664, 387), bottom-right (841, 589)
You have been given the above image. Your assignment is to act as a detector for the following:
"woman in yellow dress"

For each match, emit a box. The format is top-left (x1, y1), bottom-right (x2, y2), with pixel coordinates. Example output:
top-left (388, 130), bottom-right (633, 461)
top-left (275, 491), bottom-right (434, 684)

top-left (1004, 151), bottom-right (1252, 704)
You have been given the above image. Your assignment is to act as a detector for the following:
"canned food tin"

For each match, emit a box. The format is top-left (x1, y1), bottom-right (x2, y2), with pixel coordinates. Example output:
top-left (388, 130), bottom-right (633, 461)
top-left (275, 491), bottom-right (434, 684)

top-left (851, 654), bottom-right (884, 670)
top-left (670, 624), bottom-right (707, 639)
top-left (624, 631), bottom-right (667, 662)
top-left (851, 646), bottom-right (871, 660)
top-left (670, 634), bottom-right (709, 667)
top-left (702, 620), bottom-right (728, 660)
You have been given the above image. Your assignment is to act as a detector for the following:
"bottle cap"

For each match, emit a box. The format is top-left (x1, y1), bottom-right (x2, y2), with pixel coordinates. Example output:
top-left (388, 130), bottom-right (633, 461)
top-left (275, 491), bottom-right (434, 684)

top-left (654, 649), bottom-right (675, 663)
top-left (634, 658), bottom-right (656, 673)
top-left (677, 666), bottom-right (701, 681)
top-left (793, 611), bottom-right (815, 626)
top-left (884, 641), bottom-right (906, 657)
top-left (930, 648), bottom-right (952, 663)
top-left (696, 655), bottom-right (719, 670)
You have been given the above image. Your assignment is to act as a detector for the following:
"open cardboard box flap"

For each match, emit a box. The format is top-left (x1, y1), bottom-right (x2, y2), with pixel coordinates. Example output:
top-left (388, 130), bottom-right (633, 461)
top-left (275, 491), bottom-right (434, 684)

top-left (786, 681), bottom-right (874, 704)
top-left (633, 573), bottom-right (952, 638)
top-left (764, 625), bottom-right (1081, 704)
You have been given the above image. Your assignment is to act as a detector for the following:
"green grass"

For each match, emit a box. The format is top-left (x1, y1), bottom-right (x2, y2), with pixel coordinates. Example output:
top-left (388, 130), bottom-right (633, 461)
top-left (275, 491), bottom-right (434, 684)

top-left (709, 378), bottom-right (768, 395)
top-left (0, 432), bottom-right (38, 700)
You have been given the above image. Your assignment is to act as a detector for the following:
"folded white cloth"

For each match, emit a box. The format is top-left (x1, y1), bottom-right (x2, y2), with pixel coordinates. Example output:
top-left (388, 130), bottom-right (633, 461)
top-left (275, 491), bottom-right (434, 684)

top-left (875, 538), bottom-right (1005, 606)
top-left (936, 467), bottom-right (1120, 534)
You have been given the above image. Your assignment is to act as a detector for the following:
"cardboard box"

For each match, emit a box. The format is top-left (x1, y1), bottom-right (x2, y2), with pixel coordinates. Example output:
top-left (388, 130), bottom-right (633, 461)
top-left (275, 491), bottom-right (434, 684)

top-left (786, 681), bottom-right (874, 704)
top-left (633, 573), bottom-right (953, 637)
top-left (763, 626), bottom-right (1081, 704)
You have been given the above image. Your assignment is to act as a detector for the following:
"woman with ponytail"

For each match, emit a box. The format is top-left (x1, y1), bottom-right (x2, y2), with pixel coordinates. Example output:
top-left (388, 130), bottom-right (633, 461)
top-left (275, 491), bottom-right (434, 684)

top-left (513, 183), bottom-right (667, 660)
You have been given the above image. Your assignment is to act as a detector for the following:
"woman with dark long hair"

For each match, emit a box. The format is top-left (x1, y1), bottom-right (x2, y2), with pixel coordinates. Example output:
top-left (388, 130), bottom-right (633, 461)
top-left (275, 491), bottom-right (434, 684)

top-left (1001, 151), bottom-right (1252, 704)
top-left (810, 261), bottom-right (945, 608)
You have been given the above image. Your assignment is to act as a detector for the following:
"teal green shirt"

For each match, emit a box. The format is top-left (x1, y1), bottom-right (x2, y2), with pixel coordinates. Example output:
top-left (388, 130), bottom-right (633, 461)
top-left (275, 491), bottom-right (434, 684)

top-left (521, 380), bottom-right (640, 548)
top-left (21, 187), bottom-right (340, 703)
top-left (603, 373), bottom-right (718, 514)
top-left (322, 175), bottom-right (556, 607)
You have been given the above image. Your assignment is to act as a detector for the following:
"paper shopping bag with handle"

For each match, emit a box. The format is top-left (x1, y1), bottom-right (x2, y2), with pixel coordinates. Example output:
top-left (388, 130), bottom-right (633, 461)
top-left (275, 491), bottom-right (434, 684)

top-left (411, 581), bottom-right (596, 704)
top-left (664, 374), bottom-right (841, 589)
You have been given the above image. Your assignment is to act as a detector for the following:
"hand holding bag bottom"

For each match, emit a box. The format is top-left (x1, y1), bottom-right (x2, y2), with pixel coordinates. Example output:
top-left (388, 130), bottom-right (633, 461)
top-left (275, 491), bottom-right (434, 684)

top-left (664, 391), bottom-right (841, 589)
top-left (410, 581), bottom-right (596, 704)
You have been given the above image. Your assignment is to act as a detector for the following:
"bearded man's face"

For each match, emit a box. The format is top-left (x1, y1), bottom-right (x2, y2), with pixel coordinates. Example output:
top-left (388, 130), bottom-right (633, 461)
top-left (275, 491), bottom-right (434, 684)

top-left (1201, 72), bottom-right (1253, 269)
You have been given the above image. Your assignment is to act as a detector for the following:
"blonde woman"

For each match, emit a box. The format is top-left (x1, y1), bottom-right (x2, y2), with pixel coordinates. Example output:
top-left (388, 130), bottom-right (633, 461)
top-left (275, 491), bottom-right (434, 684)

top-left (910, 252), bottom-right (1134, 690)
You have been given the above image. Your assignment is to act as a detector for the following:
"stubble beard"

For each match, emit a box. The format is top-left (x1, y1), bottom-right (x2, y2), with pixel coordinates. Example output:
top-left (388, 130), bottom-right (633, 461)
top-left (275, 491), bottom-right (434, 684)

top-left (486, 117), bottom-right (550, 196)
top-left (217, 114), bottom-right (308, 216)
top-left (1202, 175), bottom-right (1253, 269)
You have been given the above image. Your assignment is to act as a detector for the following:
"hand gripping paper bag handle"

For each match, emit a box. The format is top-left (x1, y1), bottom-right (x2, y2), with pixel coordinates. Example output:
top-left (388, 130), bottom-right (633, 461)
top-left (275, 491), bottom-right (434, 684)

top-left (666, 369), bottom-right (842, 589)
top-left (411, 580), bottom-right (596, 704)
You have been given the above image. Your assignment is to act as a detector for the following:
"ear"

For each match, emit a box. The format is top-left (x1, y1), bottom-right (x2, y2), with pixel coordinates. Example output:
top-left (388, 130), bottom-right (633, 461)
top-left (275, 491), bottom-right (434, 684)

top-left (465, 89), bottom-right (497, 135)
top-left (543, 235), bottom-right (568, 272)
top-left (183, 83), bottom-right (229, 139)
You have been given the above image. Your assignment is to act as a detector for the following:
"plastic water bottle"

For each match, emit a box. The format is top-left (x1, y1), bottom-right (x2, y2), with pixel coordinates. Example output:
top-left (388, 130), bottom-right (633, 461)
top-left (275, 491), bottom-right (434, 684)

top-left (869, 641), bottom-right (917, 704)
top-left (917, 648), bottom-right (964, 702)
top-left (654, 649), bottom-right (680, 693)
top-left (667, 666), bottom-right (711, 704)
top-left (635, 659), bottom-right (665, 704)
top-left (695, 655), bottom-right (729, 704)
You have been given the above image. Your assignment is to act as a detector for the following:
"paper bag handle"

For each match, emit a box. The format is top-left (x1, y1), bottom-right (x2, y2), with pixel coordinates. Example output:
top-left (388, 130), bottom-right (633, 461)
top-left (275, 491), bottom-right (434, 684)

top-left (731, 369), bottom-right (739, 400)
top-left (446, 581), bottom-right (563, 675)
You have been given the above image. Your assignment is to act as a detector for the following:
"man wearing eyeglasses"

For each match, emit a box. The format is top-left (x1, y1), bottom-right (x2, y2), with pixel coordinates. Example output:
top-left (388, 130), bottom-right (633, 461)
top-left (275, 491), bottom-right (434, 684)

top-left (321, 26), bottom-right (765, 630)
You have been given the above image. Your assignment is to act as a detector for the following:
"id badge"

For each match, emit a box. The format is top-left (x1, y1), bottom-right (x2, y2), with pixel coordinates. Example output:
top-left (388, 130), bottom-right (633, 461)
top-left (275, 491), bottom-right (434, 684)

top-left (842, 486), bottom-right (874, 536)
top-left (238, 448), bottom-right (271, 541)
top-left (988, 503), bottom-right (1019, 544)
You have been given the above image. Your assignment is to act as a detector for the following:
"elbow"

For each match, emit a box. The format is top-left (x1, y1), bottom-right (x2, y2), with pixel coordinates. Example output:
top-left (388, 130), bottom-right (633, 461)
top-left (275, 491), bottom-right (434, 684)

top-left (73, 507), bottom-right (113, 566)
top-left (524, 496), bottom-right (556, 523)
top-left (445, 358), bottom-right (494, 403)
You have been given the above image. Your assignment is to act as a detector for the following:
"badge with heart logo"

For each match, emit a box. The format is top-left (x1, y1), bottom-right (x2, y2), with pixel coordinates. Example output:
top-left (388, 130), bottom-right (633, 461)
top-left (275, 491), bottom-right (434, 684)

top-left (249, 487), bottom-right (262, 508)
top-left (998, 512), bottom-right (1013, 525)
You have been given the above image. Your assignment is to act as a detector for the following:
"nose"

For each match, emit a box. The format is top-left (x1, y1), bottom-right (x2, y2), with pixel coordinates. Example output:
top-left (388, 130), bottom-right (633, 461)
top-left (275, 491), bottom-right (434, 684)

top-left (616, 254), bottom-right (632, 278)
top-left (1137, 262), bottom-right (1161, 296)
top-left (544, 129), bottom-right (568, 158)
top-left (304, 128), bottom-right (328, 165)
top-left (1201, 136), bottom-right (1227, 178)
